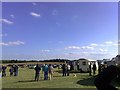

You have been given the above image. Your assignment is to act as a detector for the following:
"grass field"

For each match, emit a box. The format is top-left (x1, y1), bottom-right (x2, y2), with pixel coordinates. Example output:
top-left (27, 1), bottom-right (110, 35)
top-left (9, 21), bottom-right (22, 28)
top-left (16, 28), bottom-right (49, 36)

top-left (2, 67), bottom-right (120, 89)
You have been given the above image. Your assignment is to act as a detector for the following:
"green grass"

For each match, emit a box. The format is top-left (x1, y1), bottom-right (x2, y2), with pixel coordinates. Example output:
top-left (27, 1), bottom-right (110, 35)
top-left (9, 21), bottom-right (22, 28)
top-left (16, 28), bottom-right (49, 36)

top-left (2, 67), bottom-right (120, 89)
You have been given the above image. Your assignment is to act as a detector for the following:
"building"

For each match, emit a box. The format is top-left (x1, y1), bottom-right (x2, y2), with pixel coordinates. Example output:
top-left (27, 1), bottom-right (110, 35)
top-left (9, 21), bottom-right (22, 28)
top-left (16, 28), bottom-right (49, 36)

top-left (112, 55), bottom-right (120, 65)
top-left (72, 58), bottom-right (98, 72)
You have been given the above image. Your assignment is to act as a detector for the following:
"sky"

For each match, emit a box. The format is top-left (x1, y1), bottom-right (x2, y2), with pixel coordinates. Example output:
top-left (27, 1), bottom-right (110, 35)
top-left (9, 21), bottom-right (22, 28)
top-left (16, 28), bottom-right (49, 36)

top-left (1, 2), bottom-right (119, 60)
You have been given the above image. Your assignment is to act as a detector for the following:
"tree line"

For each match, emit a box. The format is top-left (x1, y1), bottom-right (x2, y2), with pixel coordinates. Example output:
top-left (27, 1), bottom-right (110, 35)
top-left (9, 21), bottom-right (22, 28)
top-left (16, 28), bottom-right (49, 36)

top-left (2, 59), bottom-right (71, 63)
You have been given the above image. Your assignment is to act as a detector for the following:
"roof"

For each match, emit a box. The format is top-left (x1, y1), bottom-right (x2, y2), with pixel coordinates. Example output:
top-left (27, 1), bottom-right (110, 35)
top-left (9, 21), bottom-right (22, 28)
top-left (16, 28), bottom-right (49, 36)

top-left (78, 58), bottom-right (96, 61)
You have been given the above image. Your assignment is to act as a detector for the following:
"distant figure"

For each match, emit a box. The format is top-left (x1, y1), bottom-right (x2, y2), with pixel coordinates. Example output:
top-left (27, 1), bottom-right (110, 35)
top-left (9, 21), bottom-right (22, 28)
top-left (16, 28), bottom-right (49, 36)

top-left (62, 64), bottom-right (67, 76)
top-left (42, 64), bottom-right (45, 74)
top-left (0, 66), bottom-right (2, 78)
top-left (67, 64), bottom-right (71, 76)
top-left (14, 65), bottom-right (18, 76)
top-left (0, 71), bottom-right (1, 78)
top-left (43, 64), bottom-right (49, 80)
top-left (89, 63), bottom-right (92, 76)
top-left (34, 64), bottom-right (41, 81)
top-left (70, 64), bottom-right (74, 71)
top-left (98, 64), bottom-right (102, 75)
top-left (48, 64), bottom-right (53, 80)
top-left (92, 62), bottom-right (96, 75)
top-left (2, 66), bottom-right (7, 77)
top-left (9, 65), bottom-right (14, 76)
top-left (94, 65), bottom-right (120, 90)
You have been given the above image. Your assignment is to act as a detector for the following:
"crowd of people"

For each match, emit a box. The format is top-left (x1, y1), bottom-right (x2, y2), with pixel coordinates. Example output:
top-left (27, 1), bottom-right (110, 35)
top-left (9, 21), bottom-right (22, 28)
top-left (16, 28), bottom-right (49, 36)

top-left (89, 62), bottom-right (97, 76)
top-left (34, 64), bottom-right (54, 81)
top-left (1, 63), bottom-right (72, 81)
top-left (88, 62), bottom-right (111, 76)
top-left (34, 63), bottom-right (71, 81)
top-left (1, 63), bottom-right (120, 90)
top-left (1, 65), bottom-right (18, 77)
top-left (1, 63), bottom-right (114, 79)
top-left (62, 64), bottom-right (71, 76)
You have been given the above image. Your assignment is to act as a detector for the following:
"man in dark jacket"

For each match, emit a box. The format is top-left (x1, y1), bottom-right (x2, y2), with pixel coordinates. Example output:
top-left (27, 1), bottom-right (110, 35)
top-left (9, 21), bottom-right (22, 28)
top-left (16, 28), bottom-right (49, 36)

top-left (92, 62), bottom-right (96, 75)
top-left (62, 64), bottom-right (67, 76)
top-left (34, 64), bottom-right (41, 81)
top-left (14, 65), bottom-right (18, 76)
top-left (94, 65), bottom-right (120, 90)
top-left (9, 65), bottom-right (14, 76)
top-left (89, 63), bottom-right (92, 76)
top-left (2, 66), bottom-right (7, 77)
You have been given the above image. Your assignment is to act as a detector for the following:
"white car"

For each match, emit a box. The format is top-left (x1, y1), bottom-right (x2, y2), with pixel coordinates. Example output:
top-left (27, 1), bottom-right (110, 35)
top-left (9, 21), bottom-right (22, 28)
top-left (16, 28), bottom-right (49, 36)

top-left (28, 64), bottom-right (36, 69)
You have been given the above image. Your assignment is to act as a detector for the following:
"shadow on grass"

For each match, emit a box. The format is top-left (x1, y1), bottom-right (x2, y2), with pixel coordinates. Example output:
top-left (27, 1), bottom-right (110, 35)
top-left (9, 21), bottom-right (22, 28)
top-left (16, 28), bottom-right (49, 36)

top-left (55, 70), bottom-right (62, 73)
top-left (55, 70), bottom-right (89, 74)
top-left (17, 79), bottom-right (45, 83)
top-left (77, 76), bottom-right (120, 87)
top-left (77, 76), bottom-right (96, 86)
top-left (53, 75), bottom-right (62, 77)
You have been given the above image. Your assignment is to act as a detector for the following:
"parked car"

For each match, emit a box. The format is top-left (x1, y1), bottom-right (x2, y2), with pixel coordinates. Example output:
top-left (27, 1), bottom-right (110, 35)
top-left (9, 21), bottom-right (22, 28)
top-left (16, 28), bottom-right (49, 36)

top-left (27, 64), bottom-right (36, 69)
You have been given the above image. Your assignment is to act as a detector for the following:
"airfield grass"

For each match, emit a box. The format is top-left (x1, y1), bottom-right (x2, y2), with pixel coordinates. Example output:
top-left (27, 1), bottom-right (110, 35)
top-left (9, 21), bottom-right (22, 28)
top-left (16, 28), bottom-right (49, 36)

top-left (2, 67), bottom-right (120, 89)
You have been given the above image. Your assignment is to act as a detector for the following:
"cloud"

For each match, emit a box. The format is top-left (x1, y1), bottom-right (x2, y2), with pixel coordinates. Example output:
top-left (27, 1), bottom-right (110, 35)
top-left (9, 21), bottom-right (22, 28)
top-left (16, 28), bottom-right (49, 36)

top-left (99, 44), bottom-right (105, 47)
top-left (87, 46), bottom-right (94, 49)
top-left (10, 14), bottom-right (15, 18)
top-left (0, 18), bottom-right (13, 24)
top-left (0, 42), bottom-right (8, 46)
top-left (99, 49), bottom-right (108, 52)
top-left (65, 45), bottom-right (94, 50)
top-left (91, 41), bottom-right (118, 47)
top-left (40, 50), bottom-right (50, 52)
top-left (0, 41), bottom-right (25, 46)
top-left (81, 46), bottom-right (86, 49)
top-left (105, 41), bottom-right (113, 44)
top-left (30, 12), bottom-right (40, 17)
top-left (90, 43), bottom-right (98, 46)
top-left (113, 44), bottom-right (118, 46)
top-left (52, 10), bottom-right (58, 15)
top-left (62, 51), bottom-right (116, 60)
top-left (86, 46), bottom-right (94, 50)
top-left (0, 33), bottom-right (8, 37)
top-left (81, 46), bottom-right (94, 50)
top-left (65, 46), bottom-right (80, 50)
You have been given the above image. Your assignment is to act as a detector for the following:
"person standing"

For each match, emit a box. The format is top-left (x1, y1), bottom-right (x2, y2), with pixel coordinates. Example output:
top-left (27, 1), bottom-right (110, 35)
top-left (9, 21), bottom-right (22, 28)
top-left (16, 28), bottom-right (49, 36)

top-left (92, 62), bottom-right (96, 75)
top-left (62, 64), bottom-right (67, 76)
top-left (89, 63), bottom-right (92, 76)
top-left (0, 66), bottom-right (2, 78)
top-left (14, 65), bottom-right (18, 76)
top-left (43, 64), bottom-right (49, 80)
top-left (67, 64), bottom-right (71, 76)
top-left (2, 66), bottom-right (7, 77)
top-left (9, 65), bottom-right (14, 76)
top-left (98, 64), bottom-right (102, 75)
top-left (42, 64), bottom-right (45, 74)
top-left (48, 64), bottom-right (53, 80)
top-left (62, 64), bottom-right (65, 76)
top-left (34, 64), bottom-right (41, 81)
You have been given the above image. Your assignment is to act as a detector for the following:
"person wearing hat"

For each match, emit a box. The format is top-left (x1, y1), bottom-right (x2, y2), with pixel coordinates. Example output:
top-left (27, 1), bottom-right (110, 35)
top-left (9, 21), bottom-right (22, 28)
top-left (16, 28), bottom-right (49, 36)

top-left (94, 65), bottom-right (120, 90)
